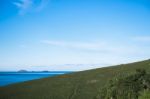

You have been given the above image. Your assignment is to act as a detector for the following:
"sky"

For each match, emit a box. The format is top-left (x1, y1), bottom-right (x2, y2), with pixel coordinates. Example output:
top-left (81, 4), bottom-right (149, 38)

top-left (0, 0), bottom-right (150, 71)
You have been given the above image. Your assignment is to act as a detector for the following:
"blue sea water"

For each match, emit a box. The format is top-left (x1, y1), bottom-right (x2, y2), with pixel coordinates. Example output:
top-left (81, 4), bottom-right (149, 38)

top-left (0, 72), bottom-right (70, 86)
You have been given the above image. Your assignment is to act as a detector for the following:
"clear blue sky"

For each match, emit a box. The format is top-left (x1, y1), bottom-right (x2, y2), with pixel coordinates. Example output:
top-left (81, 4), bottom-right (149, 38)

top-left (0, 0), bottom-right (150, 71)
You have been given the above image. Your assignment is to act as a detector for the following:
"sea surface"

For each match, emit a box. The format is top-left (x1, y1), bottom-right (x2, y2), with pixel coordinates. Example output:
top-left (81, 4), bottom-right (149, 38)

top-left (0, 71), bottom-right (71, 86)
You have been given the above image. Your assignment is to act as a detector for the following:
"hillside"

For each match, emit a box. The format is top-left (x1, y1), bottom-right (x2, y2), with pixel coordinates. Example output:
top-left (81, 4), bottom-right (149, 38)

top-left (0, 59), bottom-right (150, 99)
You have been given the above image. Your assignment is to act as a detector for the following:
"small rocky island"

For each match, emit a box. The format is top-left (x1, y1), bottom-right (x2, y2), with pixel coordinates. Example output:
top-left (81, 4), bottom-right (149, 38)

top-left (18, 70), bottom-right (28, 72)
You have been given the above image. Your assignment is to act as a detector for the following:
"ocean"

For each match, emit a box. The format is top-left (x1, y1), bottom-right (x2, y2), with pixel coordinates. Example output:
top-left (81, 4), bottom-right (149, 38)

top-left (0, 72), bottom-right (70, 86)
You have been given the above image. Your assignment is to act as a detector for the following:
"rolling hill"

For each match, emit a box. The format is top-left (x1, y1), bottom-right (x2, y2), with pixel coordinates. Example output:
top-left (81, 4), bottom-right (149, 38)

top-left (0, 59), bottom-right (150, 99)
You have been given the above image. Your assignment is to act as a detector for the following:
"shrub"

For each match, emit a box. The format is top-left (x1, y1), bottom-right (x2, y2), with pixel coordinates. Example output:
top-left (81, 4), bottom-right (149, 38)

top-left (97, 69), bottom-right (150, 99)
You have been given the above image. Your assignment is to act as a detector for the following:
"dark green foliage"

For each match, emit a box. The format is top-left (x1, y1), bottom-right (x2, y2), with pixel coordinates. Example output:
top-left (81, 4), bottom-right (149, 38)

top-left (0, 59), bottom-right (150, 99)
top-left (98, 69), bottom-right (150, 99)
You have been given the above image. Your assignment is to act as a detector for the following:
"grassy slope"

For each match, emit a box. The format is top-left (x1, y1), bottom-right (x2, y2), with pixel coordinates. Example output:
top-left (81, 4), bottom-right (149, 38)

top-left (0, 60), bottom-right (150, 99)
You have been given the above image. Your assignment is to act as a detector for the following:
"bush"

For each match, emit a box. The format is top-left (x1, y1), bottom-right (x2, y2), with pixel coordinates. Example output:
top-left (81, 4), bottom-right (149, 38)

top-left (97, 69), bottom-right (150, 99)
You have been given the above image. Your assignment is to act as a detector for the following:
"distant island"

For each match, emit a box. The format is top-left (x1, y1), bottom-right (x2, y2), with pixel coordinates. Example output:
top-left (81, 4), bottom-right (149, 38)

top-left (42, 70), bottom-right (49, 72)
top-left (18, 70), bottom-right (28, 72)
top-left (17, 70), bottom-right (49, 72)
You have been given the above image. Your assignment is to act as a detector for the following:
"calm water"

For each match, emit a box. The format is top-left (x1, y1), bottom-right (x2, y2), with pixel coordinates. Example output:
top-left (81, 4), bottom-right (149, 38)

top-left (0, 72), bottom-right (70, 86)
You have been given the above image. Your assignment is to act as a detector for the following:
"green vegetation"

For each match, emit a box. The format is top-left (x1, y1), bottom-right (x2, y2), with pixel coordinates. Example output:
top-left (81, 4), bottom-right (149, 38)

top-left (0, 59), bottom-right (150, 99)
top-left (97, 69), bottom-right (150, 99)
top-left (139, 90), bottom-right (150, 99)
